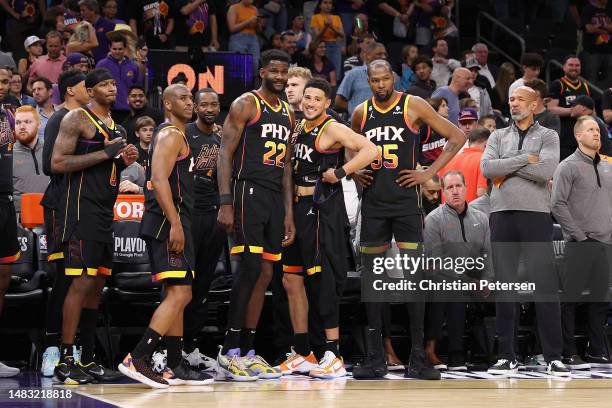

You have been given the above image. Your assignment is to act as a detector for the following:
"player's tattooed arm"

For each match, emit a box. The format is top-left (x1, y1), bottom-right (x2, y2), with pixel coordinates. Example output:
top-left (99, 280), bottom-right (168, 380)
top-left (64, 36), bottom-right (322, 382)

top-left (217, 93), bottom-right (256, 232)
top-left (396, 96), bottom-right (466, 187)
top-left (51, 109), bottom-right (125, 173)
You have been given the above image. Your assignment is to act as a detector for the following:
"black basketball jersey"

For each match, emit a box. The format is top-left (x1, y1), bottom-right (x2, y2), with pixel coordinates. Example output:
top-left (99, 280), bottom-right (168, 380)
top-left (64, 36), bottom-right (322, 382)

top-left (0, 108), bottom-right (14, 195)
top-left (551, 76), bottom-right (591, 108)
top-left (62, 106), bottom-right (122, 243)
top-left (292, 115), bottom-right (341, 187)
top-left (360, 93), bottom-right (422, 217)
top-left (141, 123), bottom-right (194, 241)
top-left (41, 108), bottom-right (69, 211)
top-left (185, 122), bottom-right (220, 212)
top-left (232, 91), bottom-right (292, 192)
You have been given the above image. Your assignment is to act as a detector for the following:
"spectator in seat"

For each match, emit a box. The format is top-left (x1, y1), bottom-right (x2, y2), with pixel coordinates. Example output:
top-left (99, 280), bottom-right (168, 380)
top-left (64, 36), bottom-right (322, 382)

top-left (28, 31), bottom-right (67, 86)
top-left (420, 97), bottom-right (449, 166)
top-left (0, 0), bottom-right (45, 62)
top-left (431, 67), bottom-right (473, 125)
top-left (508, 52), bottom-right (543, 98)
top-left (133, 115), bottom-right (155, 170)
top-left (177, 0), bottom-right (220, 52)
top-left (79, 0), bottom-right (115, 63)
top-left (18, 36), bottom-right (44, 85)
top-left (63, 53), bottom-right (92, 75)
top-left (227, 0), bottom-right (260, 70)
top-left (472, 43), bottom-right (498, 89)
top-left (407, 55), bottom-right (436, 99)
top-left (490, 62), bottom-right (516, 119)
top-left (430, 38), bottom-right (461, 89)
top-left (287, 14), bottom-right (312, 53)
top-left (399, 44), bottom-right (418, 91)
top-left (548, 55), bottom-right (592, 159)
top-left (96, 36), bottom-right (141, 123)
top-left (478, 114), bottom-right (497, 134)
top-left (65, 21), bottom-right (99, 59)
top-left (128, 0), bottom-right (176, 49)
top-left (306, 41), bottom-right (337, 87)
top-left (580, 0), bottom-right (612, 83)
top-left (457, 107), bottom-right (478, 141)
top-left (9, 73), bottom-right (35, 107)
top-left (525, 79), bottom-right (561, 137)
top-left (101, 0), bottom-right (124, 24)
top-left (464, 57), bottom-right (493, 117)
top-left (12, 105), bottom-right (50, 212)
top-left (343, 36), bottom-right (374, 73)
top-left (122, 84), bottom-right (164, 145)
top-left (310, 0), bottom-right (345, 81)
top-left (281, 30), bottom-right (308, 67)
top-left (31, 76), bottom-right (58, 143)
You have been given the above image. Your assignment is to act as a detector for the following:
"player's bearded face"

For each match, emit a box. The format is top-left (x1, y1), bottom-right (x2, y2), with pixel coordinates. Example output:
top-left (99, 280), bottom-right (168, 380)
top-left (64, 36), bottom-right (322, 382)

top-left (262, 61), bottom-right (289, 94)
top-left (196, 94), bottom-right (220, 125)
top-left (368, 69), bottom-right (394, 102)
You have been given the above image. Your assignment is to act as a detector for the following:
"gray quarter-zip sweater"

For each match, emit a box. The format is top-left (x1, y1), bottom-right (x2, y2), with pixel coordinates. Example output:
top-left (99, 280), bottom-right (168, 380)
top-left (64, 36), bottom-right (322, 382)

top-left (481, 121), bottom-right (559, 213)
top-left (551, 148), bottom-right (612, 243)
top-left (424, 203), bottom-right (492, 279)
top-left (13, 139), bottom-right (49, 212)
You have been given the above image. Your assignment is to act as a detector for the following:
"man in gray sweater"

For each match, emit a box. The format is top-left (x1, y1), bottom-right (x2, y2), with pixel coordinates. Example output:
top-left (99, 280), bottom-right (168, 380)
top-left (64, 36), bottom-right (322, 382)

top-left (551, 115), bottom-right (612, 370)
top-left (481, 86), bottom-right (570, 377)
top-left (424, 170), bottom-right (491, 372)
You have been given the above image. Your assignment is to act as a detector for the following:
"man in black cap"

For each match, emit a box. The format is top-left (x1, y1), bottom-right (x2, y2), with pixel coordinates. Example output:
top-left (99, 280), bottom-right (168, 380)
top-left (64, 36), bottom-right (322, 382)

top-left (51, 68), bottom-right (139, 384)
top-left (563, 95), bottom-right (611, 156)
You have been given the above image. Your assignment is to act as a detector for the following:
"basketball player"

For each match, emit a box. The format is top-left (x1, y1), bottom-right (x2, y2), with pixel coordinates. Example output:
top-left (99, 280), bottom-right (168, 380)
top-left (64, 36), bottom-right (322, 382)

top-left (182, 88), bottom-right (226, 368)
top-left (216, 49), bottom-right (295, 381)
top-left (118, 84), bottom-right (214, 388)
top-left (279, 78), bottom-right (378, 378)
top-left (51, 68), bottom-right (138, 384)
top-left (0, 65), bottom-right (21, 377)
top-left (40, 70), bottom-right (90, 377)
top-left (351, 60), bottom-right (466, 379)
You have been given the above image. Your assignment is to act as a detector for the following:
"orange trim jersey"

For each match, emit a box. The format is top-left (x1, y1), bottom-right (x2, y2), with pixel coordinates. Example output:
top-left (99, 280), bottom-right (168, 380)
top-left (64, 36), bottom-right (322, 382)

top-left (232, 91), bottom-right (293, 192)
top-left (61, 106), bottom-right (122, 243)
top-left (360, 93), bottom-right (422, 217)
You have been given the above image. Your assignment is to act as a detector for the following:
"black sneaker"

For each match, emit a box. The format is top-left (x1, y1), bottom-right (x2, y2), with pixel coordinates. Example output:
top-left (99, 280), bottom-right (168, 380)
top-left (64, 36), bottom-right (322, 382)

top-left (447, 352), bottom-right (467, 372)
top-left (584, 352), bottom-right (612, 369)
top-left (547, 360), bottom-right (571, 377)
top-left (404, 350), bottom-right (441, 380)
top-left (487, 359), bottom-right (519, 375)
top-left (118, 353), bottom-right (169, 389)
top-left (561, 355), bottom-right (590, 371)
top-left (162, 361), bottom-right (214, 385)
top-left (79, 361), bottom-right (125, 382)
top-left (55, 357), bottom-right (94, 385)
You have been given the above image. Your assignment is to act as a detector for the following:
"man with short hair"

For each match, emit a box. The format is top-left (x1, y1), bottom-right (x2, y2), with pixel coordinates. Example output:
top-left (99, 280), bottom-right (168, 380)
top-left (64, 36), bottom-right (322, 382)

top-left (432, 69), bottom-right (474, 125)
top-left (464, 57), bottom-right (493, 116)
top-left (472, 43), bottom-right (498, 88)
top-left (32, 76), bottom-right (58, 142)
top-left (552, 115), bottom-right (612, 370)
top-left (569, 96), bottom-right (611, 156)
top-left (28, 31), bottom-right (67, 85)
top-left (280, 30), bottom-right (307, 67)
top-left (481, 86), bottom-right (569, 377)
top-left (335, 42), bottom-right (400, 114)
top-left (96, 36), bottom-right (141, 123)
top-left (438, 126), bottom-right (490, 203)
top-left (524, 79), bottom-right (561, 136)
top-left (430, 39), bottom-right (461, 89)
top-left (508, 53), bottom-right (544, 98)
top-left (407, 56), bottom-right (437, 99)
top-left (12, 106), bottom-right (49, 211)
top-left (458, 108), bottom-right (478, 139)
top-left (122, 85), bottom-right (164, 145)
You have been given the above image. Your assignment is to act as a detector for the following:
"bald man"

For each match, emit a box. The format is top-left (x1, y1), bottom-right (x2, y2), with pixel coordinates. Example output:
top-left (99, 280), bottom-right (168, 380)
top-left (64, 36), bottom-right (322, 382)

top-left (481, 86), bottom-right (570, 377)
top-left (431, 68), bottom-right (474, 125)
top-left (352, 59), bottom-right (465, 379)
top-left (119, 84), bottom-right (213, 388)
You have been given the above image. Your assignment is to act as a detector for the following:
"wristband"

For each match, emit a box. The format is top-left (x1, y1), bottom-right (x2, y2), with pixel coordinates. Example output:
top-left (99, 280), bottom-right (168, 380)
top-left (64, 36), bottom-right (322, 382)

top-left (104, 140), bottom-right (124, 158)
top-left (219, 194), bottom-right (233, 205)
top-left (334, 167), bottom-right (347, 180)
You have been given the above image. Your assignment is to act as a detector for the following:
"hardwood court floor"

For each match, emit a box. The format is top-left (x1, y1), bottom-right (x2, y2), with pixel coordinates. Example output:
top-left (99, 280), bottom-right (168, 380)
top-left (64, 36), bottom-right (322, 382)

top-left (75, 375), bottom-right (612, 408)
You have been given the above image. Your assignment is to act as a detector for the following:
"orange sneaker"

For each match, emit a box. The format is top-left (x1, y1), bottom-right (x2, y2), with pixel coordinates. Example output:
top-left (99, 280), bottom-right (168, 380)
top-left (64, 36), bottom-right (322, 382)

top-left (276, 347), bottom-right (319, 375)
top-left (309, 351), bottom-right (347, 379)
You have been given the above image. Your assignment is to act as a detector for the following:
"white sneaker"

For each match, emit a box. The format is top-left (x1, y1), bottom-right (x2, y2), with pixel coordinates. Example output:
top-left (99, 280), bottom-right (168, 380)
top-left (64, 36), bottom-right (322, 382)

top-left (151, 350), bottom-right (167, 374)
top-left (308, 351), bottom-right (347, 379)
top-left (547, 360), bottom-right (571, 377)
top-left (41, 346), bottom-right (60, 377)
top-left (0, 362), bottom-right (20, 378)
top-left (275, 347), bottom-right (319, 375)
top-left (182, 348), bottom-right (216, 372)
